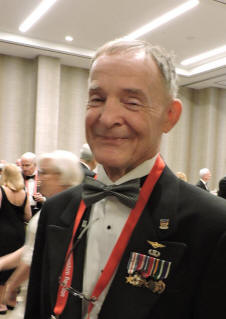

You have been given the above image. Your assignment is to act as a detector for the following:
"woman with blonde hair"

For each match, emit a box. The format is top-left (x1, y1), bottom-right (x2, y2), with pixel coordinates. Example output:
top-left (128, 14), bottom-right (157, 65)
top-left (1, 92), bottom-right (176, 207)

top-left (0, 163), bottom-right (31, 314)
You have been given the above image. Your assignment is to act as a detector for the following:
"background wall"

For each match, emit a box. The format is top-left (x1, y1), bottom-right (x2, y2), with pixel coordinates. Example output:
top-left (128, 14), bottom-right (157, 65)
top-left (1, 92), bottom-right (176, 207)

top-left (161, 87), bottom-right (226, 189)
top-left (0, 54), bottom-right (225, 190)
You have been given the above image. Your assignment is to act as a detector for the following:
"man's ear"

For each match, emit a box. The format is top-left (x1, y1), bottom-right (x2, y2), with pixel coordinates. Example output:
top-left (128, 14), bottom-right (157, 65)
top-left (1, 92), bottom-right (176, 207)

top-left (163, 99), bottom-right (182, 133)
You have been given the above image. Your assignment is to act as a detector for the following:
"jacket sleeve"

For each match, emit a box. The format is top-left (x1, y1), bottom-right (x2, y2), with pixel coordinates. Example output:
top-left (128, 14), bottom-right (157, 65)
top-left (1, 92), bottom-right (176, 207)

top-left (24, 205), bottom-right (51, 319)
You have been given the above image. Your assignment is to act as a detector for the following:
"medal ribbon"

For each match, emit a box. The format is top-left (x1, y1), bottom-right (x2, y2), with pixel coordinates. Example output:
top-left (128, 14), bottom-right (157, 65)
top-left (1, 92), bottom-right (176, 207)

top-left (54, 154), bottom-right (165, 317)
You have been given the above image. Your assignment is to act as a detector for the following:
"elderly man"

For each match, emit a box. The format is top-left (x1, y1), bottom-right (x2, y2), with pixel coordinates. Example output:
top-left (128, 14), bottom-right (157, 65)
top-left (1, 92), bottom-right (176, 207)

top-left (25, 39), bottom-right (226, 319)
top-left (20, 152), bottom-right (45, 215)
top-left (2, 150), bottom-right (83, 318)
top-left (196, 167), bottom-right (211, 191)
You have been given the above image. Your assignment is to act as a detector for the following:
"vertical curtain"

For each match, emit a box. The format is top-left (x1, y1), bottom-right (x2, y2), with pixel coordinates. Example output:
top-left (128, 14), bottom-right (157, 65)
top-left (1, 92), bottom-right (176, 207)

top-left (161, 87), bottom-right (226, 189)
top-left (0, 54), bottom-right (89, 162)
top-left (0, 55), bottom-right (36, 159)
top-left (58, 65), bottom-right (88, 153)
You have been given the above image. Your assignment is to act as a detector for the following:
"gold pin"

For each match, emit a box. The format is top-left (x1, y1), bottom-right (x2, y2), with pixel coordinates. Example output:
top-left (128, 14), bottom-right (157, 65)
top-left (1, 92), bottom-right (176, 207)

top-left (148, 249), bottom-right (161, 257)
top-left (159, 219), bottom-right (169, 230)
top-left (147, 241), bottom-right (165, 249)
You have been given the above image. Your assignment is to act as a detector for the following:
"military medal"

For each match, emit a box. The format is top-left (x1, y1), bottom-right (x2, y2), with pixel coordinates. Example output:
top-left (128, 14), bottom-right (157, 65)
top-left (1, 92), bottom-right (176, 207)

top-left (126, 252), bottom-right (171, 294)
top-left (125, 273), bottom-right (166, 294)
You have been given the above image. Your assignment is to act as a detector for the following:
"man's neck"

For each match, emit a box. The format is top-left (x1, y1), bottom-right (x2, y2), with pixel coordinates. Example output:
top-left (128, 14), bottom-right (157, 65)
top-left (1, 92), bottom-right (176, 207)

top-left (101, 154), bottom-right (158, 183)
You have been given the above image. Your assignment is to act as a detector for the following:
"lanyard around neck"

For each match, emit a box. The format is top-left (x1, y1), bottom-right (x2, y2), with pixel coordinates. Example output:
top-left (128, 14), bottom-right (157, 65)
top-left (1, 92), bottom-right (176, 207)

top-left (54, 154), bottom-right (165, 317)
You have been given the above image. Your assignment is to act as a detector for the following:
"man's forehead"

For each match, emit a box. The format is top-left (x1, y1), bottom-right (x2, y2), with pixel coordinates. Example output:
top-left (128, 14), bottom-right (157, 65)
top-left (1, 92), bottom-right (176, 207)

top-left (21, 158), bottom-right (34, 164)
top-left (89, 53), bottom-right (161, 87)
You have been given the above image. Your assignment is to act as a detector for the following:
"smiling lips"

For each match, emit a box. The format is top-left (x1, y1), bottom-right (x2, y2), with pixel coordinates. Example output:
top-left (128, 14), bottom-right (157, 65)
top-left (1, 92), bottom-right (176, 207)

top-left (97, 135), bottom-right (129, 144)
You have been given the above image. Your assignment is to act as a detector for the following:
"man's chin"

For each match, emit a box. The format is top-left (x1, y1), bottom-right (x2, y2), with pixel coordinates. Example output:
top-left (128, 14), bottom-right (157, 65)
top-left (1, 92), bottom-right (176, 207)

top-left (97, 156), bottom-right (129, 171)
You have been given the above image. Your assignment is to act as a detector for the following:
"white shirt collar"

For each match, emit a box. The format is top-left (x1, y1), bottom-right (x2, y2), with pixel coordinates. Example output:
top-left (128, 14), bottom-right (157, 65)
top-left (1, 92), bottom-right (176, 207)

top-left (96, 154), bottom-right (158, 185)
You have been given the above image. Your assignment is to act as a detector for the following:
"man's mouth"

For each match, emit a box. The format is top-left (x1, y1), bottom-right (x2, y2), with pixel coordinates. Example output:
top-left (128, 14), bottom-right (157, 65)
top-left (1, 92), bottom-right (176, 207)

top-left (96, 135), bottom-right (128, 145)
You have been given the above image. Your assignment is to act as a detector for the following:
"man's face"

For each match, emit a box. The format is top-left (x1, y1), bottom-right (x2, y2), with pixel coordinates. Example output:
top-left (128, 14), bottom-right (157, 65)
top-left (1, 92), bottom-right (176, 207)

top-left (86, 52), bottom-right (180, 180)
top-left (204, 171), bottom-right (211, 182)
top-left (38, 158), bottom-right (61, 198)
top-left (21, 158), bottom-right (36, 176)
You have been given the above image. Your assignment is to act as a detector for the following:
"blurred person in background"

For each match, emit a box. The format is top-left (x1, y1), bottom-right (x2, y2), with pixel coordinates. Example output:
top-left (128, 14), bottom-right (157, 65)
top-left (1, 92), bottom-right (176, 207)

top-left (218, 176), bottom-right (226, 199)
top-left (15, 158), bottom-right (22, 169)
top-left (20, 152), bottom-right (45, 216)
top-left (1, 150), bottom-right (84, 318)
top-left (176, 171), bottom-right (187, 182)
top-left (80, 143), bottom-right (97, 177)
top-left (0, 164), bottom-right (31, 314)
top-left (196, 167), bottom-right (211, 191)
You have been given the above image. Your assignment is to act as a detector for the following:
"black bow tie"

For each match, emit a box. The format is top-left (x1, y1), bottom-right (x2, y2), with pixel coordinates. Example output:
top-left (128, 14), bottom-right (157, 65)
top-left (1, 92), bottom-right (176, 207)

top-left (82, 176), bottom-right (140, 208)
top-left (24, 175), bottom-right (35, 180)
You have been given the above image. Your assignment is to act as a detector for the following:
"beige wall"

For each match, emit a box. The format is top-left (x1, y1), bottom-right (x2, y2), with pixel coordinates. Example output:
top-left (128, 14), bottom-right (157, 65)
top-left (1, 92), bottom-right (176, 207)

top-left (0, 54), bottom-right (225, 190)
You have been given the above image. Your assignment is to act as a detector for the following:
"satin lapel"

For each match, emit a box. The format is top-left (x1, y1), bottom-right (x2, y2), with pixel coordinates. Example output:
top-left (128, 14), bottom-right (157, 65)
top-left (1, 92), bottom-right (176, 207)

top-left (100, 166), bottom-right (180, 318)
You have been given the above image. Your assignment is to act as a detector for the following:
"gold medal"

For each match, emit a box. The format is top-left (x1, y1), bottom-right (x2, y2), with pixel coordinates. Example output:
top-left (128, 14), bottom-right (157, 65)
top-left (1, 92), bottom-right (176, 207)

top-left (126, 273), bottom-right (146, 287)
top-left (126, 273), bottom-right (166, 294)
top-left (146, 279), bottom-right (166, 294)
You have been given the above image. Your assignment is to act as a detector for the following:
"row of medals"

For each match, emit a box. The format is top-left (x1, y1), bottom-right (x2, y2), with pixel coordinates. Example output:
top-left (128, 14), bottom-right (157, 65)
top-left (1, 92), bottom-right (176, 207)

top-left (126, 241), bottom-right (166, 294)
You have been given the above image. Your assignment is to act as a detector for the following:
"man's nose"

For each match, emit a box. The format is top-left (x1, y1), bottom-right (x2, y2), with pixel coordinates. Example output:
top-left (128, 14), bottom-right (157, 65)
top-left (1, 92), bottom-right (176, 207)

top-left (98, 98), bottom-right (123, 127)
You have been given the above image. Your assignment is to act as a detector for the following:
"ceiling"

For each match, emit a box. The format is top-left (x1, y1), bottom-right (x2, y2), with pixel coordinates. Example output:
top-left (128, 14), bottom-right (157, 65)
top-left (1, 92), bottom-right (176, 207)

top-left (0, 0), bottom-right (226, 89)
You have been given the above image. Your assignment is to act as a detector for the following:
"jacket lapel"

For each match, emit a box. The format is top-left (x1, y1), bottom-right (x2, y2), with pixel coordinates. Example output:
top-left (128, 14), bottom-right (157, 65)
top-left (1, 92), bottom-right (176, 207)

top-left (100, 166), bottom-right (185, 318)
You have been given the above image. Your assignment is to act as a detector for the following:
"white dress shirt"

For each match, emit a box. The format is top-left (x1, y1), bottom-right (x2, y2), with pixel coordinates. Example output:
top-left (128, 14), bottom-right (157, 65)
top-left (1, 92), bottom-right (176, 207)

top-left (82, 155), bottom-right (157, 318)
top-left (25, 175), bottom-right (37, 206)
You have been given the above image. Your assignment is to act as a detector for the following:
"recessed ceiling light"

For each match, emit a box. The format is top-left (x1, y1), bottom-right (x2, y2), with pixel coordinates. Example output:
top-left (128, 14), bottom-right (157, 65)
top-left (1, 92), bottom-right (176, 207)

top-left (19, 0), bottom-right (58, 33)
top-left (65, 35), bottom-right (74, 42)
top-left (181, 45), bottom-right (226, 66)
top-left (125, 0), bottom-right (199, 39)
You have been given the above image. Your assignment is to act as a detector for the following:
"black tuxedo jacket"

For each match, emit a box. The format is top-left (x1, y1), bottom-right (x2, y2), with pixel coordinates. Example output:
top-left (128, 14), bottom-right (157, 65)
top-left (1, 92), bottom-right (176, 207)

top-left (25, 166), bottom-right (226, 319)
top-left (196, 179), bottom-right (209, 191)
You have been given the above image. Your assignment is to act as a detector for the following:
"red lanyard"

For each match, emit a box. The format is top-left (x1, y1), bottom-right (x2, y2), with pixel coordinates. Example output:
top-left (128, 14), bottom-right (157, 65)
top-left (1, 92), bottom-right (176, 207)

top-left (54, 154), bottom-right (165, 317)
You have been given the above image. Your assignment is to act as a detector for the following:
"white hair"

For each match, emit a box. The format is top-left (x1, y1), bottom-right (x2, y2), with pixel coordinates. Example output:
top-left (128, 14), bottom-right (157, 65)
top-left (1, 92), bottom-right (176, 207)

top-left (91, 38), bottom-right (178, 99)
top-left (21, 152), bottom-right (36, 164)
top-left (199, 168), bottom-right (210, 178)
top-left (38, 150), bottom-right (84, 187)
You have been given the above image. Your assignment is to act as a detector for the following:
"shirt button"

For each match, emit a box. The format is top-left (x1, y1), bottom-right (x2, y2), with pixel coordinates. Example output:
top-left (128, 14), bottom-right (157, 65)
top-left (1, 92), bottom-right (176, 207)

top-left (107, 225), bottom-right (111, 230)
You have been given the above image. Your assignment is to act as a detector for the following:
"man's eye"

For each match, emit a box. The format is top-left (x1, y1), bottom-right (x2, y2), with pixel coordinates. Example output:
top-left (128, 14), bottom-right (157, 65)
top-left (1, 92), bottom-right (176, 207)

top-left (88, 97), bottom-right (104, 105)
top-left (124, 99), bottom-right (142, 108)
